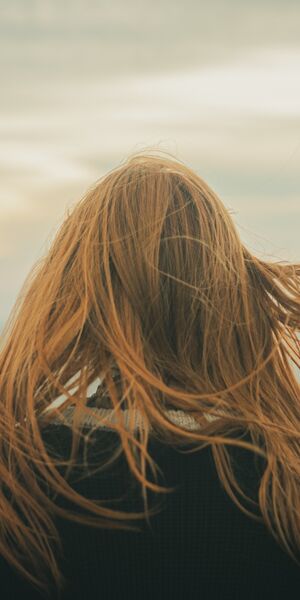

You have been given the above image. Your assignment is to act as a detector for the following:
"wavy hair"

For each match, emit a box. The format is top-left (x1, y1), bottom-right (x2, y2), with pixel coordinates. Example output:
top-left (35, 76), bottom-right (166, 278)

top-left (0, 149), bottom-right (300, 597)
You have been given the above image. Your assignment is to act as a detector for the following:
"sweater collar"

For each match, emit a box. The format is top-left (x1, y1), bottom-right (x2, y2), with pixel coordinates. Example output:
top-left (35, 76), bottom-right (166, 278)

top-left (48, 405), bottom-right (219, 431)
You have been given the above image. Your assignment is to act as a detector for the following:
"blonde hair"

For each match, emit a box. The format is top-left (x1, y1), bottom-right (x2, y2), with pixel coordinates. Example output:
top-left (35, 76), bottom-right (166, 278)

top-left (1, 149), bottom-right (300, 597)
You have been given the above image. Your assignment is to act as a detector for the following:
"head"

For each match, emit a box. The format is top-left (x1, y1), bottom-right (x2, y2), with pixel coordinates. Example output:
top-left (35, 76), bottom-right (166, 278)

top-left (0, 149), bottom-right (300, 596)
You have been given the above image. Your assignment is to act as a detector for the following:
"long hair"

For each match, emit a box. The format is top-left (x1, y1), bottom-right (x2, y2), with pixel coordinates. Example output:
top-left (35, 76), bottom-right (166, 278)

top-left (0, 149), bottom-right (300, 597)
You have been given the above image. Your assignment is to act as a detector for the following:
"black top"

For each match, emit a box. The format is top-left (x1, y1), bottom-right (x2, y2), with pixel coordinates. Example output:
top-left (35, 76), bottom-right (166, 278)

top-left (1, 418), bottom-right (300, 600)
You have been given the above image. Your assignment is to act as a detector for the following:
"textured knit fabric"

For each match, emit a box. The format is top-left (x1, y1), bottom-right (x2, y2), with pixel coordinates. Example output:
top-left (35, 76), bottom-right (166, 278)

top-left (1, 407), bottom-right (300, 599)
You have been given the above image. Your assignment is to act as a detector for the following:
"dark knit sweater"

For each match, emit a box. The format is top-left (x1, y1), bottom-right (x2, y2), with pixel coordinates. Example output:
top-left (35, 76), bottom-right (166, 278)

top-left (2, 407), bottom-right (300, 599)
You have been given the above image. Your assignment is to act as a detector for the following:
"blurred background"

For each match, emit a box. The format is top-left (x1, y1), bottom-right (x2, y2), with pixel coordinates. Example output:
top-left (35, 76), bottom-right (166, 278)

top-left (0, 1), bottom-right (299, 397)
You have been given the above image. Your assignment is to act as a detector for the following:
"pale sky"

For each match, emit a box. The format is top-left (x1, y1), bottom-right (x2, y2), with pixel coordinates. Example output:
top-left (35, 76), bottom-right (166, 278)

top-left (1, 0), bottom-right (300, 344)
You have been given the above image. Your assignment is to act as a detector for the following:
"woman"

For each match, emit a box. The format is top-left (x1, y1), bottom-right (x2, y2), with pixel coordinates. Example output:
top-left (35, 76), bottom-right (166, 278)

top-left (0, 150), bottom-right (300, 599)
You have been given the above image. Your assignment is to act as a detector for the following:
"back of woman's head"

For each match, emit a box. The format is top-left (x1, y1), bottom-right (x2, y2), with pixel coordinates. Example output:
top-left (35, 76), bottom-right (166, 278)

top-left (1, 149), bottom-right (300, 597)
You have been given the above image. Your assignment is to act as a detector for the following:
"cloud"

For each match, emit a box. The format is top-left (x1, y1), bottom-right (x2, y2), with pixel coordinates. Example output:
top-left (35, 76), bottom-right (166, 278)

top-left (0, 46), bottom-right (299, 191)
